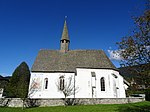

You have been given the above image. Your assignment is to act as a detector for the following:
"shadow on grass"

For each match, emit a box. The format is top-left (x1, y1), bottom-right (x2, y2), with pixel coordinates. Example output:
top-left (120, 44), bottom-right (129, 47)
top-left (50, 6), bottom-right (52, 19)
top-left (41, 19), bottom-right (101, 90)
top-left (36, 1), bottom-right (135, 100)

top-left (118, 104), bottom-right (150, 112)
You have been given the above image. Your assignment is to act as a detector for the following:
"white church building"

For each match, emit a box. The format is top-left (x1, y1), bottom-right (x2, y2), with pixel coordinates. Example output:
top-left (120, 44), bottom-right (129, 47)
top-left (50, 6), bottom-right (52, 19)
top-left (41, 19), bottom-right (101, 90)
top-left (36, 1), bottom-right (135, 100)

top-left (28, 20), bottom-right (127, 99)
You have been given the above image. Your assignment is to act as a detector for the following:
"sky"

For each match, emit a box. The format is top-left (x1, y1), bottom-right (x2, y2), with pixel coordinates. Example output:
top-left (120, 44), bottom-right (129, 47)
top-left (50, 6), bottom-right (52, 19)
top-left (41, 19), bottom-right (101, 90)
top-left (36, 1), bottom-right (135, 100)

top-left (0, 0), bottom-right (146, 76)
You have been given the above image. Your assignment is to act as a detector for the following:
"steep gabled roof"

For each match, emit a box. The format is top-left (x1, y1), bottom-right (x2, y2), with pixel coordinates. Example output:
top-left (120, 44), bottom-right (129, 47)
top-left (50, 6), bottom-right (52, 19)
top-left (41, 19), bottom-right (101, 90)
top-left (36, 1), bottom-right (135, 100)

top-left (31, 49), bottom-right (116, 72)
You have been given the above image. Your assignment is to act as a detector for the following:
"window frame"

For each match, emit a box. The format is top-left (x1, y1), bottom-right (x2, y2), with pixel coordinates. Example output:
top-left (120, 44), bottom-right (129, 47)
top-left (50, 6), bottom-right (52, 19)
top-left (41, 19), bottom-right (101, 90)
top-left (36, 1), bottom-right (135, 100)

top-left (100, 77), bottom-right (105, 91)
top-left (44, 78), bottom-right (48, 90)
top-left (59, 76), bottom-right (65, 90)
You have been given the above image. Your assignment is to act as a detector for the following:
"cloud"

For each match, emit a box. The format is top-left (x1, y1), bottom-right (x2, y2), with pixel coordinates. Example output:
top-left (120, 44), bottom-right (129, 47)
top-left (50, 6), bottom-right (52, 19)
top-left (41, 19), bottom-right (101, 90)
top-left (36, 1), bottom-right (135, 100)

top-left (146, 45), bottom-right (150, 51)
top-left (108, 45), bottom-right (150, 62)
top-left (107, 49), bottom-right (123, 61)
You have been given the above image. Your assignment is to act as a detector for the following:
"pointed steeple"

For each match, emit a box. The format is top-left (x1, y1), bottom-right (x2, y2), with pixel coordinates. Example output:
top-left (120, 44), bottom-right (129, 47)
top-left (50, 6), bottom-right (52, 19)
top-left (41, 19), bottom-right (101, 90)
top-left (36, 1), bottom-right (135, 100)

top-left (61, 17), bottom-right (70, 41)
top-left (60, 17), bottom-right (70, 53)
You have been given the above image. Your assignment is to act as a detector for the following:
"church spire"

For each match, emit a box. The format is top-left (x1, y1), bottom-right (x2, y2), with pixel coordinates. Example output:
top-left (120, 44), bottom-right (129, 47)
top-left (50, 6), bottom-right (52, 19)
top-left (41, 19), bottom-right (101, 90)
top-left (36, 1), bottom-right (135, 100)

top-left (60, 17), bottom-right (70, 52)
top-left (61, 16), bottom-right (70, 41)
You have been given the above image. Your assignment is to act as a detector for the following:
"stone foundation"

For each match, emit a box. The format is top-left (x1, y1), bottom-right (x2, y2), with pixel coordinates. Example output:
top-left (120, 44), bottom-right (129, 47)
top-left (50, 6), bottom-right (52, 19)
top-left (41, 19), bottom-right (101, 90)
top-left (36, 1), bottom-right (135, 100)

top-left (0, 98), bottom-right (145, 107)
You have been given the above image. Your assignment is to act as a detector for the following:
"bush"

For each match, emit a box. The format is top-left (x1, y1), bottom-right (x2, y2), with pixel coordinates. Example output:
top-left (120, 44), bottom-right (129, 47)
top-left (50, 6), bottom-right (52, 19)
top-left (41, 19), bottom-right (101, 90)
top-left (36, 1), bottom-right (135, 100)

top-left (126, 89), bottom-right (145, 97)
top-left (145, 89), bottom-right (150, 101)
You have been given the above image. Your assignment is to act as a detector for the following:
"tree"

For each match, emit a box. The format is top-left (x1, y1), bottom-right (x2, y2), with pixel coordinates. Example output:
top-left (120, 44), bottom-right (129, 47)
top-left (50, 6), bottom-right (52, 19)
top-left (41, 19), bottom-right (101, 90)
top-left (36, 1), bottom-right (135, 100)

top-left (56, 75), bottom-right (78, 106)
top-left (117, 2), bottom-right (150, 89)
top-left (6, 62), bottom-right (30, 109)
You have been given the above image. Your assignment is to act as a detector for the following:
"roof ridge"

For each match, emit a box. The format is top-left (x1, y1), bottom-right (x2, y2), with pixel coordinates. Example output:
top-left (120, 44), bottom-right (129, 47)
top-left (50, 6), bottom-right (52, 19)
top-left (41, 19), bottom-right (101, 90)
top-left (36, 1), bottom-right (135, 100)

top-left (69, 49), bottom-right (103, 51)
top-left (39, 49), bottom-right (60, 51)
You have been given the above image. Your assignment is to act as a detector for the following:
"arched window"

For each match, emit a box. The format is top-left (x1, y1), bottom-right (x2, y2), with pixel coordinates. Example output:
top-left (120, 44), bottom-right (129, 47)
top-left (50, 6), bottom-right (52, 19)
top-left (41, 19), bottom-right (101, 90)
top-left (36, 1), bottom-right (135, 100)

top-left (60, 76), bottom-right (65, 90)
top-left (44, 78), bottom-right (48, 89)
top-left (100, 77), bottom-right (105, 91)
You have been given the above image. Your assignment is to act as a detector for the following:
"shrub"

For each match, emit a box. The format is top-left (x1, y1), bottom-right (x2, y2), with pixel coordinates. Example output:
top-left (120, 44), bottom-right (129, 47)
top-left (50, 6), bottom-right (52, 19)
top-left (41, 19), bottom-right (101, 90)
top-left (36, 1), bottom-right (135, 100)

top-left (145, 89), bottom-right (150, 101)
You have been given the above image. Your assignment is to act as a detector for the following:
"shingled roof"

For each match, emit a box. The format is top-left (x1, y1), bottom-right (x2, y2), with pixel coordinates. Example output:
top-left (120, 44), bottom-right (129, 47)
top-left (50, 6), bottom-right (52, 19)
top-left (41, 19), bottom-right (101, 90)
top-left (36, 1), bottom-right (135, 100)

top-left (31, 49), bottom-right (116, 72)
top-left (61, 20), bottom-right (70, 41)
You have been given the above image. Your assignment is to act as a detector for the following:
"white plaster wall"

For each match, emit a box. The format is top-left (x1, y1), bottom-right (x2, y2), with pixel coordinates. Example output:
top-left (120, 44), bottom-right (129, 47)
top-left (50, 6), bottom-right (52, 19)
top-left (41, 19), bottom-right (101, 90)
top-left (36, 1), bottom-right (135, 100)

top-left (0, 88), bottom-right (3, 98)
top-left (124, 84), bottom-right (128, 90)
top-left (28, 72), bottom-right (75, 98)
top-left (75, 68), bottom-right (126, 98)
top-left (28, 68), bottom-right (126, 98)
top-left (112, 70), bottom-right (126, 98)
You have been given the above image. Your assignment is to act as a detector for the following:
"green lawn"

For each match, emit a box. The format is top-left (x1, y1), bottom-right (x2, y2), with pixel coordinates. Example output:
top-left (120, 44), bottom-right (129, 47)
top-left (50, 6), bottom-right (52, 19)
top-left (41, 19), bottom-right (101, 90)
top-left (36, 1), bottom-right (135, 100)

top-left (0, 101), bottom-right (150, 112)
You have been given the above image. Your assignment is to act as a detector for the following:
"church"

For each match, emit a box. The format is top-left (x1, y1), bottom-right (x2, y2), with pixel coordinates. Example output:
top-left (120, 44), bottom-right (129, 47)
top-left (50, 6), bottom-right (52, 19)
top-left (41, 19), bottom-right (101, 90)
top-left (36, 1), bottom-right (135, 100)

top-left (28, 19), bottom-right (127, 98)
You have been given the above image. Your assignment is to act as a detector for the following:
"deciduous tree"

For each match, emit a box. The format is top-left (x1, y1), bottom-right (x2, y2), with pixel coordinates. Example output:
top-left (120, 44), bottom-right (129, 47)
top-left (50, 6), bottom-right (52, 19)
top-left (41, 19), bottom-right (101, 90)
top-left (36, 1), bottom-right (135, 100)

top-left (56, 75), bottom-right (78, 105)
top-left (117, 1), bottom-right (150, 88)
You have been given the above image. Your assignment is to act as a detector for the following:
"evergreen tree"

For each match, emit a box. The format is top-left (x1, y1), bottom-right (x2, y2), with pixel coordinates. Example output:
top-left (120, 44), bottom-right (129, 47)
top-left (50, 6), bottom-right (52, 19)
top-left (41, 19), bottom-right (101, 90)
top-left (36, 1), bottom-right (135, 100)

top-left (6, 62), bottom-right (30, 98)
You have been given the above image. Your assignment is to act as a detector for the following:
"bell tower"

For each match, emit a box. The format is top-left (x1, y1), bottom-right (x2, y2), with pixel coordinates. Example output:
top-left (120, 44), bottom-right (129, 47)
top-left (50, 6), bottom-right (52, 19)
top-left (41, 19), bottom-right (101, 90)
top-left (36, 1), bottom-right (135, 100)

top-left (60, 17), bottom-right (70, 53)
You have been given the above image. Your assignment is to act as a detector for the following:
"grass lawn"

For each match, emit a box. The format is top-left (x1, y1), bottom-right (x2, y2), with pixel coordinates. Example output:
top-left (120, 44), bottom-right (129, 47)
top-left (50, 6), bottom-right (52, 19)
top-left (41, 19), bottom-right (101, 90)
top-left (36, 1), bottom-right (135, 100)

top-left (0, 101), bottom-right (150, 112)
